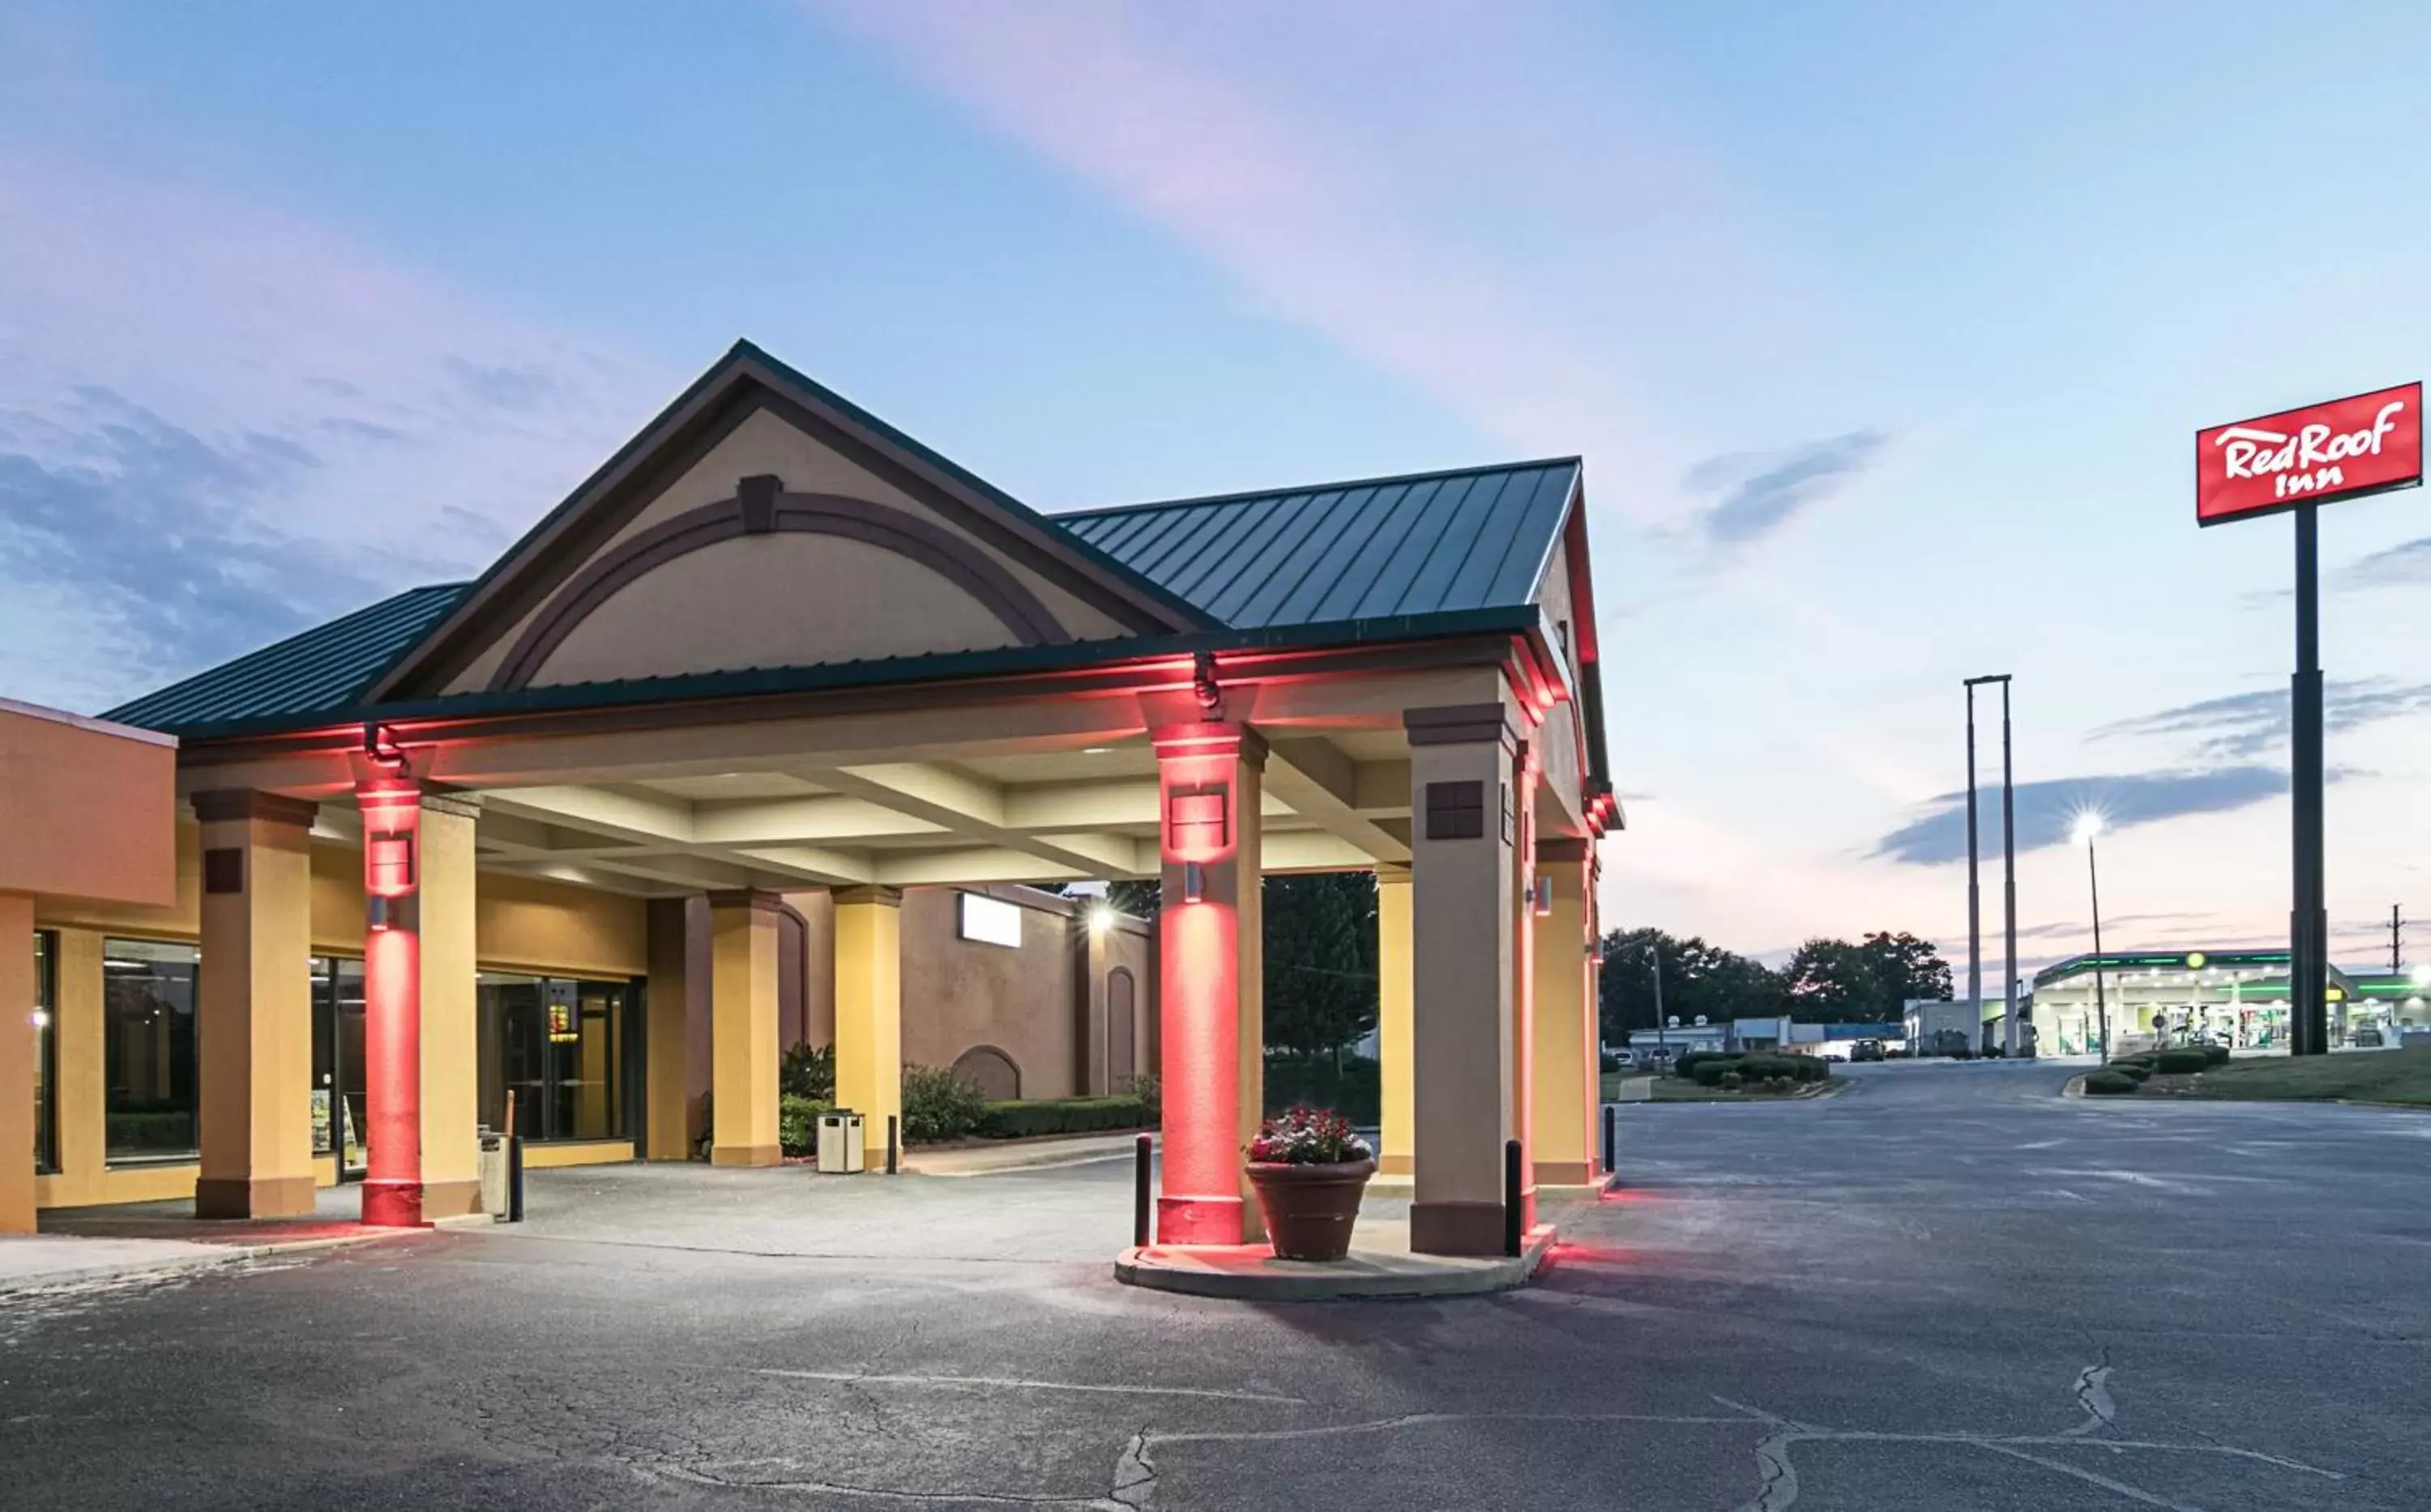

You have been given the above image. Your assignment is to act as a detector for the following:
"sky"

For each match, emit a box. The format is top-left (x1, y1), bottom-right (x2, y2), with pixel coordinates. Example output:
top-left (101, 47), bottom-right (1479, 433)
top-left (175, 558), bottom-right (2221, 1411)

top-left (5, 1), bottom-right (2430, 980)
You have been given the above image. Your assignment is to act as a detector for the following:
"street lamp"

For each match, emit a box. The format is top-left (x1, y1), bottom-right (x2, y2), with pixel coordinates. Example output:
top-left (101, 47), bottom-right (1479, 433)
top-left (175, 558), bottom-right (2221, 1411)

top-left (1647, 938), bottom-right (1667, 1061)
top-left (2074, 812), bottom-right (2109, 1062)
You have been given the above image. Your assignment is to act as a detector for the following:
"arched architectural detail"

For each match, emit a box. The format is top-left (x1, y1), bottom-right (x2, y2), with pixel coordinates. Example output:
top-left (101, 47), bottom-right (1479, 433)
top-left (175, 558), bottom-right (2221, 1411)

top-left (951, 1044), bottom-right (1022, 1101)
top-left (492, 476), bottom-right (1072, 690)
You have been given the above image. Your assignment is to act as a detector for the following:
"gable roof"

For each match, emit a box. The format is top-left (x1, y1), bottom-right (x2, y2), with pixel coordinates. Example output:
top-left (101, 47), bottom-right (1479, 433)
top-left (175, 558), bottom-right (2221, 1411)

top-left (365, 340), bottom-right (1215, 701)
top-left (1054, 458), bottom-right (1581, 629)
top-left (103, 583), bottom-right (471, 731)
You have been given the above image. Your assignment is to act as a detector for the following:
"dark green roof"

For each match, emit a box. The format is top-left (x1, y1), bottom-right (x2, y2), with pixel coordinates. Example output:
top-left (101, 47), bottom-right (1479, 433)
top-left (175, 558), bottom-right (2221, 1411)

top-left (103, 583), bottom-right (471, 730)
top-left (102, 459), bottom-right (1583, 739)
top-left (1055, 459), bottom-right (1579, 629)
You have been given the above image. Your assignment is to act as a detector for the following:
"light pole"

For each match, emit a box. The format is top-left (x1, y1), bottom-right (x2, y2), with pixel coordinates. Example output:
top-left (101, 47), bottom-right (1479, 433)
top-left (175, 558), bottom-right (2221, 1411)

top-left (1967, 673), bottom-right (2019, 1055)
top-left (2075, 813), bottom-right (2108, 1062)
top-left (1647, 939), bottom-right (1667, 1061)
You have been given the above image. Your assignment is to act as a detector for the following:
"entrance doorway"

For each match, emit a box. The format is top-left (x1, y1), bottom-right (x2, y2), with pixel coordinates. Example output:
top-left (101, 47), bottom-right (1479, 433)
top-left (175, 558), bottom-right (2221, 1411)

top-left (311, 957), bottom-right (368, 1181)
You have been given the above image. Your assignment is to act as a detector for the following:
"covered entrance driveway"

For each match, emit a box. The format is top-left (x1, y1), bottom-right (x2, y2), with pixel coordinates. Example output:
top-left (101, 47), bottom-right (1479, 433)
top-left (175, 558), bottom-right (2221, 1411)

top-left (84, 341), bottom-right (1618, 1257)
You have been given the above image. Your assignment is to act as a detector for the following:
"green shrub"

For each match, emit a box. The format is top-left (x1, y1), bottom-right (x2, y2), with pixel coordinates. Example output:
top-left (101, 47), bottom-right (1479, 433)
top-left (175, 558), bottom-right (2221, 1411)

top-left (1675, 1053), bottom-right (1729, 1080)
top-left (2110, 1062), bottom-right (2153, 1083)
top-left (1689, 1057), bottom-right (1740, 1087)
top-left (901, 1064), bottom-right (989, 1144)
top-left (976, 1095), bottom-right (1154, 1139)
top-left (2200, 1044), bottom-right (2232, 1067)
top-left (778, 1094), bottom-right (832, 1156)
top-left (1718, 1070), bottom-right (1744, 1090)
top-left (2155, 1048), bottom-right (2211, 1075)
top-left (1127, 1074), bottom-right (1162, 1121)
top-left (2111, 1053), bottom-right (2157, 1070)
top-left (781, 1042), bottom-right (835, 1100)
top-left (2082, 1070), bottom-right (2140, 1096)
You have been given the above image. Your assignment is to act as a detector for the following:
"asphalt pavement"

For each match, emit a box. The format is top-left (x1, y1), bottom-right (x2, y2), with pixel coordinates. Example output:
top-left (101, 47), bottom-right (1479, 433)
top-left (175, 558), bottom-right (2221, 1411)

top-left (3, 1059), bottom-right (2426, 1510)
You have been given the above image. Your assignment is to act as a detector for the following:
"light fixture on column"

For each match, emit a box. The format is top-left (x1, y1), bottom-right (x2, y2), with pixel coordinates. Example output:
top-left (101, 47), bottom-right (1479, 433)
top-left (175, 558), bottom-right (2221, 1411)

top-left (1181, 861), bottom-right (1205, 903)
top-left (1191, 651), bottom-right (1223, 716)
top-left (1532, 875), bottom-right (1553, 917)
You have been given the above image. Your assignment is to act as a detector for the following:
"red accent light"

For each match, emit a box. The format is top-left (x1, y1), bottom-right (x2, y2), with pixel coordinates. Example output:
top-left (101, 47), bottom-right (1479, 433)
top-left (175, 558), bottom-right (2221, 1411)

top-left (1158, 894), bottom-right (1240, 1244)
top-left (360, 922), bottom-right (424, 1227)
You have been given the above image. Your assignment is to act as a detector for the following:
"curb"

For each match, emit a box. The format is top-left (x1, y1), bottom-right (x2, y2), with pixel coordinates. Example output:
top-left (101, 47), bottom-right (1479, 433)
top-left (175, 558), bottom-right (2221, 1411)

top-left (1113, 1227), bottom-right (1555, 1302)
top-left (0, 1230), bottom-right (412, 1299)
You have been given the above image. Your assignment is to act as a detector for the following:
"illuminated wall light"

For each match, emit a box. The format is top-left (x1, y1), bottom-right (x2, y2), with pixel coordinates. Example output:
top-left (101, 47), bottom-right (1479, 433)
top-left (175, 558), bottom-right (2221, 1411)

top-left (1181, 861), bottom-right (1205, 903)
top-left (28, 1010), bottom-right (49, 1029)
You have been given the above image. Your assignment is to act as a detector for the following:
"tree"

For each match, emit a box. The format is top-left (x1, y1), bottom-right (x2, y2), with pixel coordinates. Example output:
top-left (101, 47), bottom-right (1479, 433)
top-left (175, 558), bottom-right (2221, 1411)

top-left (1262, 873), bottom-right (1378, 1059)
top-left (1784, 933), bottom-right (1953, 1021)
top-left (1103, 879), bottom-right (1161, 920)
top-left (1598, 928), bottom-right (1788, 1044)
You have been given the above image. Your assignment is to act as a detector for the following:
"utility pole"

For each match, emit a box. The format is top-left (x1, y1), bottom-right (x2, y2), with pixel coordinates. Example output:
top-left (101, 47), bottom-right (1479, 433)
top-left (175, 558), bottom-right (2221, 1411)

top-left (1963, 683), bottom-right (1982, 1044)
top-left (2392, 904), bottom-right (2404, 975)
top-left (1648, 940), bottom-right (1667, 1061)
top-left (1966, 674), bottom-right (2017, 1054)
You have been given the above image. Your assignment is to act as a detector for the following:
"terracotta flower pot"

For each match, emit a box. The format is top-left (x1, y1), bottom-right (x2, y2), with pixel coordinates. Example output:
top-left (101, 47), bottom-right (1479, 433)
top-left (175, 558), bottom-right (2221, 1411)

top-left (1246, 1159), bottom-right (1375, 1261)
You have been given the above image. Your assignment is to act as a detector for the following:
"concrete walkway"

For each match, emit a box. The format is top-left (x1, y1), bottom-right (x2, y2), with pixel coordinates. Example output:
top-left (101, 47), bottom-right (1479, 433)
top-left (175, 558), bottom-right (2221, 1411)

top-left (905, 1129), bottom-right (1147, 1176)
top-left (1, 1228), bottom-right (404, 1295)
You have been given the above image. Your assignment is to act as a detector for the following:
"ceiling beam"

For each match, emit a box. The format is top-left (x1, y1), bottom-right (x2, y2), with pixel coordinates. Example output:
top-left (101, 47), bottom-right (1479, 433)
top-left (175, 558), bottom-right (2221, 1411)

top-left (810, 762), bottom-right (1156, 879)
top-left (1263, 737), bottom-right (1412, 865)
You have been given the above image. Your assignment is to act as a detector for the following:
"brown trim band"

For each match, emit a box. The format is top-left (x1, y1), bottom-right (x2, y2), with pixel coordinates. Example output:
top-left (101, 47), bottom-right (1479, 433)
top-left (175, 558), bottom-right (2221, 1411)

top-left (191, 789), bottom-right (320, 828)
top-left (1403, 703), bottom-right (1514, 748)
top-left (706, 889), bottom-right (786, 914)
top-left (833, 884), bottom-right (904, 909)
top-left (491, 484), bottom-right (1072, 691)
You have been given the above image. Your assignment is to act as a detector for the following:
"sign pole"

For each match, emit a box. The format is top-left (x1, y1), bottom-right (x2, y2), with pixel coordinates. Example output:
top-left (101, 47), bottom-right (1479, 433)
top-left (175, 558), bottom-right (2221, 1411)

top-left (2291, 502), bottom-right (2327, 1056)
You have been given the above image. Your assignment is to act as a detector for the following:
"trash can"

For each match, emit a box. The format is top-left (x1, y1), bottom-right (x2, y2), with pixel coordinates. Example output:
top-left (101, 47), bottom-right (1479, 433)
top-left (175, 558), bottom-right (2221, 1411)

top-left (818, 1110), bottom-right (866, 1173)
top-left (477, 1130), bottom-right (510, 1218)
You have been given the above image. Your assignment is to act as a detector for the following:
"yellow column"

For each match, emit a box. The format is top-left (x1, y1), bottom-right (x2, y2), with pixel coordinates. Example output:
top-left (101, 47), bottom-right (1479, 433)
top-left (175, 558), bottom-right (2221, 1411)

top-left (417, 795), bottom-right (483, 1219)
top-left (1, 893), bottom-right (33, 1232)
top-left (1374, 864), bottom-right (1414, 1177)
top-left (1531, 839), bottom-right (1596, 1186)
top-left (833, 886), bottom-right (903, 1166)
top-left (1405, 700), bottom-right (1520, 1256)
top-left (193, 791), bottom-right (318, 1219)
top-left (710, 890), bottom-right (781, 1166)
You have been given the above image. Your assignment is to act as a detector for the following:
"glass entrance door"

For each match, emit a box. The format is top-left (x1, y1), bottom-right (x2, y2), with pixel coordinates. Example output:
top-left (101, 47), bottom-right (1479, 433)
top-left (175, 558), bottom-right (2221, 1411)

top-left (313, 958), bottom-right (368, 1181)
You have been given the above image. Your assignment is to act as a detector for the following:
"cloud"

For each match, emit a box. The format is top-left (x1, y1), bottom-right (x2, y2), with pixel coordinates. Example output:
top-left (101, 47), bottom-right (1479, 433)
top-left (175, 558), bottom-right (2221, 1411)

top-left (0, 134), bottom-right (660, 710)
top-left (1869, 767), bottom-right (2295, 865)
top-left (814, 1), bottom-right (1827, 521)
top-left (1683, 429), bottom-right (1887, 549)
top-left (0, 388), bottom-right (385, 681)
top-left (2096, 679), bottom-right (2431, 761)
top-left (2335, 535), bottom-right (2431, 592)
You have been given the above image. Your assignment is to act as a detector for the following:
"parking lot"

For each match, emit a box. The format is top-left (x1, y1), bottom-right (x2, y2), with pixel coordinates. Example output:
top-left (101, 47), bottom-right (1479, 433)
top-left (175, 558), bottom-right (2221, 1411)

top-left (5, 1059), bottom-right (2428, 1510)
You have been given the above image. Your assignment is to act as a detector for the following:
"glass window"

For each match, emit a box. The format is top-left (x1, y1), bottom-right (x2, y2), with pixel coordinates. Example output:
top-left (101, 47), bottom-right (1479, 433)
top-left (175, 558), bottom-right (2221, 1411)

top-left (33, 932), bottom-right (57, 1174)
top-left (102, 938), bottom-right (199, 1162)
top-left (477, 972), bottom-right (628, 1143)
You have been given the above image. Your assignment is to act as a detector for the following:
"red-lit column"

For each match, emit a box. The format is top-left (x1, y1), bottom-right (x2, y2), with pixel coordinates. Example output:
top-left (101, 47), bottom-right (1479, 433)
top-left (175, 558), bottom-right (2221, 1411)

top-left (1151, 721), bottom-right (1265, 1245)
top-left (357, 778), bottom-right (425, 1227)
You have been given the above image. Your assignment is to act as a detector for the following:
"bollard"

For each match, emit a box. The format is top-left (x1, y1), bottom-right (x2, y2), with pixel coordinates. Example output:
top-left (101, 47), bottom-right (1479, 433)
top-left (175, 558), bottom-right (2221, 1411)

top-left (1602, 1104), bottom-right (1617, 1178)
top-left (506, 1134), bottom-right (525, 1224)
top-left (1133, 1134), bottom-right (1152, 1247)
top-left (886, 1114), bottom-right (900, 1175)
top-left (1502, 1137), bottom-right (1523, 1258)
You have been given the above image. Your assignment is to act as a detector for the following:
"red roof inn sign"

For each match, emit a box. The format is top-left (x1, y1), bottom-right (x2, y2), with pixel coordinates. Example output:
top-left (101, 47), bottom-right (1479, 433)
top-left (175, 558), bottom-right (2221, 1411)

top-left (2197, 382), bottom-right (2422, 525)
top-left (2199, 381), bottom-right (2422, 1063)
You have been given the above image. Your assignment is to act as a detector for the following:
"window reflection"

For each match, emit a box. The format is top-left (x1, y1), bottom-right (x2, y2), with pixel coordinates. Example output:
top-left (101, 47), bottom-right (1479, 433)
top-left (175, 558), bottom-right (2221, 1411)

top-left (103, 938), bottom-right (199, 1162)
top-left (33, 932), bottom-right (56, 1173)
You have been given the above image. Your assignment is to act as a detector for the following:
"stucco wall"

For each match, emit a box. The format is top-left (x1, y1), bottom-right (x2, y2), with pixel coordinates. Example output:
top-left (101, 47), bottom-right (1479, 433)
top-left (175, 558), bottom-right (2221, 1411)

top-left (898, 887), bottom-right (1082, 1100)
top-left (0, 701), bottom-right (176, 909)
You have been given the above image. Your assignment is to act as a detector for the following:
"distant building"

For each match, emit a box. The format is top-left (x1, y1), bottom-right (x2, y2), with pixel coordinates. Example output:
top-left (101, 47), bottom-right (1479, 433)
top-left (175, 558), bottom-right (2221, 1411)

top-left (2024, 949), bottom-right (2430, 1055)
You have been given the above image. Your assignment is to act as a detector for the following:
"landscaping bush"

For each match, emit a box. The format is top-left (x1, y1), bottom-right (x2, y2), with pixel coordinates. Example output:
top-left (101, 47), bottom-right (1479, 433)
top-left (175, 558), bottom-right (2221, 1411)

top-left (1688, 1057), bottom-right (1740, 1087)
top-left (2155, 1048), bottom-right (2212, 1075)
top-left (1674, 1052), bottom-right (1729, 1080)
top-left (2200, 1044), bottom-right (2232, 1067)
top-left (1127, 1074), bottom-right (1161, 1120)
top-left (901, 1064), bottom-right (989, 1143)
top-left (2110, 1062), bottom-right (2153, 1083)
top-left (778, 1094), bottom-right (831, 1156)
top-left (2082, 1070), bottom-right (2140, 1096)
top-left (976, 1095), bottom-right (1154, 1140)
top-left (781, 1042), bottom-right (835, 1101)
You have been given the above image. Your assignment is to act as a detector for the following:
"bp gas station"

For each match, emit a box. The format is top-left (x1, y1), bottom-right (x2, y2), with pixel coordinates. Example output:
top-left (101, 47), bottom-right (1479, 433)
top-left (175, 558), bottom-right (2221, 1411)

top-left (2025, 948), bottom-right (2431, 1057)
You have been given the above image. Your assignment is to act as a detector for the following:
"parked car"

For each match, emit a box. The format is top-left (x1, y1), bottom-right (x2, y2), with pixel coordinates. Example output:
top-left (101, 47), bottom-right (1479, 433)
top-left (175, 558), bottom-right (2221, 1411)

top-left (1849, 1039), bottom-right (1886, 1062)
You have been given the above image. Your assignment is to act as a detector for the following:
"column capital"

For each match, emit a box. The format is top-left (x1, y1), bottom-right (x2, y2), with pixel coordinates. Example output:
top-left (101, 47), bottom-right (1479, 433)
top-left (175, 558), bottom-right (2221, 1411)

top-left (1148, 720), bottom-right (1268, 769)
top-left (1374, 861), bottom-right (1412, 885)
top-left (1403, 703), bottom-right (1517, 750)
top-left (191, 789), bottom-right (319, 828)
top-left (705, 888), bottom-right (788, 914)
top-left (832, 885), bottom-right (904, 910)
